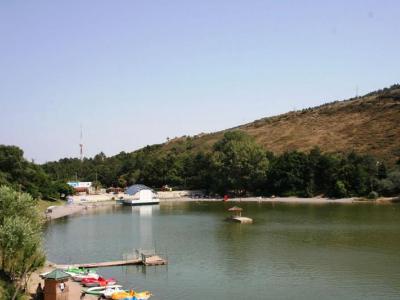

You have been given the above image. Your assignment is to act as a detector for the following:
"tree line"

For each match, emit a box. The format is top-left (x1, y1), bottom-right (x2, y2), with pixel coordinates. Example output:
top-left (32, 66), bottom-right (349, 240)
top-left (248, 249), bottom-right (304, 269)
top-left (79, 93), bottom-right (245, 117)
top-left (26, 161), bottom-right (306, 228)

top-left (42, 131), bottom-right (400, 199)
top-left (0, 145), bottom-right (73, 200)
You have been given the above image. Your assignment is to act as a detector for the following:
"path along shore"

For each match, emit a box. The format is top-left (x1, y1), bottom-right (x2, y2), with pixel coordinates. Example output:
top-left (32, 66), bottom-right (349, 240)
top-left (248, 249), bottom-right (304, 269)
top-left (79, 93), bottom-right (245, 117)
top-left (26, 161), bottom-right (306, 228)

top-left (45, 201), bottom-right (116, 220)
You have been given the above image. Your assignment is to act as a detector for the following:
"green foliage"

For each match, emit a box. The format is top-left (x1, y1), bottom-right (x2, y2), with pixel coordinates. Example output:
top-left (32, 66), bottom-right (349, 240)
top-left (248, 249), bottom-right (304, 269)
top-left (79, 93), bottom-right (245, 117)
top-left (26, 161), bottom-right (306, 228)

top-left (0, 274), bottom-right (29, 300)
top-left (0, 186), bottom-right (45, 299)
top-left (367, 191), bottom-right (379, 199)
top-left (210, 131), bottom-right (269, 195)
top-left (0, 217), bottom-right (45, 280)
top-left (333, 181), bottom-right (348, 198)
top-left (39, 132), bottom-right (399, 199)
top-left (0, 145), bottom-right (74, 199)
top-left (0, 186), bottom-right (40, 227)
top-left (267, 151), bottom-right (313, 197)
top-left (266, 149), bottom-right (382, 198)
top-left (377, 169), bottom-right (400, 196)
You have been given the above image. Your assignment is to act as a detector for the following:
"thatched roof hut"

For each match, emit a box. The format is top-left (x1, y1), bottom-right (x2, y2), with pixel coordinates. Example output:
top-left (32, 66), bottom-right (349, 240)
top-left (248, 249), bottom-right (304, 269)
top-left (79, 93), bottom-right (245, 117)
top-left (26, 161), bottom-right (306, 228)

top-left (228, 206), bottom-right (242, 216)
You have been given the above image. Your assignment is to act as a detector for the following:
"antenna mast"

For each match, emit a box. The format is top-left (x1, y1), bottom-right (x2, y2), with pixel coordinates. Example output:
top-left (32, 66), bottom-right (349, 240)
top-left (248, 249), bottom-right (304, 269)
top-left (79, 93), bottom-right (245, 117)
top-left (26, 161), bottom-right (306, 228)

top-left (79, 124), bottom-right (84, 161)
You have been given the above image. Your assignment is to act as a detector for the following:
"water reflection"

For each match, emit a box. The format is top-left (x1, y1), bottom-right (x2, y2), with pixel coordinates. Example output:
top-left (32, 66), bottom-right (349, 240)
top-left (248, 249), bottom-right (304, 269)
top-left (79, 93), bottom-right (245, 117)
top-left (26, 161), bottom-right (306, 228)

top-left (131, 205), bottom-right (160, 250)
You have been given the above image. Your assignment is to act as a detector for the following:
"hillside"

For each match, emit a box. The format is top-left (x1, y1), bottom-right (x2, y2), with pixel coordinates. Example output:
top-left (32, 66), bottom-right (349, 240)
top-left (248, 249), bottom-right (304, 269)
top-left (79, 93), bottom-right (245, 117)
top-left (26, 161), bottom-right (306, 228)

top-left (164, 84), bottom-right (400, 164)
top-left (39, 84), bottom-right (400, 197)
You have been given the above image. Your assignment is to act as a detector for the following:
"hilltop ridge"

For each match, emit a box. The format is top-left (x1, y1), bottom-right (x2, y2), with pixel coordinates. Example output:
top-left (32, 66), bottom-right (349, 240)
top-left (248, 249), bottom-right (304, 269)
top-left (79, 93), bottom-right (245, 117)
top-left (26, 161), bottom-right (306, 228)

top-left (163, 84), bottom-right (400, 164)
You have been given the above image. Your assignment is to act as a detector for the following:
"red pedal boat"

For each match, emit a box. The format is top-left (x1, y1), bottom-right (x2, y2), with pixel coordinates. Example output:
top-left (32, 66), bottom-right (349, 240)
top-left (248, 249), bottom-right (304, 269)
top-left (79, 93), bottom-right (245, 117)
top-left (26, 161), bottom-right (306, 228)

top-left (82, 276), bottom-right (117, 287)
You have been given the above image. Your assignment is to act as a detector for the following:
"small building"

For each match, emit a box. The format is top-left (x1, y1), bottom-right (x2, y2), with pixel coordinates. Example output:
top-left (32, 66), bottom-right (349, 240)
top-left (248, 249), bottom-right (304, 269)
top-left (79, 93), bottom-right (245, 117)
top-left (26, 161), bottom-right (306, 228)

top-left (106, 187), bottom-right (124, 194)
top-left (43, 269), bottom-right (71, 300)
top-left (67, 181), bottom-right (93, 195)
top-left (124, 184), bottom-right (159, 206)
top-left (160, 185), bottom-right (172, 191)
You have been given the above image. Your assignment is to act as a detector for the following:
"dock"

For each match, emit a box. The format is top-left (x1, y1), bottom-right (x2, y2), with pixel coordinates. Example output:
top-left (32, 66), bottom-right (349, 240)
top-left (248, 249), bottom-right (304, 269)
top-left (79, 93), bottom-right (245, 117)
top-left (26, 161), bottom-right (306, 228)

top-left (226, 206), bottom-right (253, 224)
top-left (55, 254), bottom-right (167, 269)
top-left (230, 216), bottom-right (253, 224)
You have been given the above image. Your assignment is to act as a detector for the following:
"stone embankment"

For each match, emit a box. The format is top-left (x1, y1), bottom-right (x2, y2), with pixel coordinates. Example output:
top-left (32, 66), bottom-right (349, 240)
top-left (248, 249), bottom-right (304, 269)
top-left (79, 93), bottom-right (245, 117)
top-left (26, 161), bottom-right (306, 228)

top-left (45, 204), bottom-right (86, 220)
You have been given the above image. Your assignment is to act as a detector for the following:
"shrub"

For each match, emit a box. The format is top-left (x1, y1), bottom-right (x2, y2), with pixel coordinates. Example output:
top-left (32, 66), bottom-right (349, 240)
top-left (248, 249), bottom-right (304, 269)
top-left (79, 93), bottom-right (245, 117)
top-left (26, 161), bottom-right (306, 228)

top-left (367, 191), bottom-right (379, 199)
top-left (333, 181), bottom-right (348, 198)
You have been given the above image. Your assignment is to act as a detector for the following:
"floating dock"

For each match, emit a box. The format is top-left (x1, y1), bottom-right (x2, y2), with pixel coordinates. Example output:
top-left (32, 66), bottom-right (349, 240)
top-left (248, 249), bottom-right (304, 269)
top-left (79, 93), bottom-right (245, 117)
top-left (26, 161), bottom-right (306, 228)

top-left (55, 255), bottom-right (167, 269)
top-left (230, 216), bottom-right (253, 224)
top-left (226, 206), bottom-right (253, 224)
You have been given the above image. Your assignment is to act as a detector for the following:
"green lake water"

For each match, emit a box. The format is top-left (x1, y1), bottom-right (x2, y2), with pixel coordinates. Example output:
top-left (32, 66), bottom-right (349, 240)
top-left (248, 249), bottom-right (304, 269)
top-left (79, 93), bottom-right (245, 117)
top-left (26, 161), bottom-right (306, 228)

top-left (44, 202), bottom-right (400, 299)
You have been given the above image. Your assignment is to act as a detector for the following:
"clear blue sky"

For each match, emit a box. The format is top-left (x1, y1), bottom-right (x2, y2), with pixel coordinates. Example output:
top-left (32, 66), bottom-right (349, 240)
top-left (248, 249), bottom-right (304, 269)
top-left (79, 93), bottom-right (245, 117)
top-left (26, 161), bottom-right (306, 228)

top-left (0, 0), bottom-right (399, 163)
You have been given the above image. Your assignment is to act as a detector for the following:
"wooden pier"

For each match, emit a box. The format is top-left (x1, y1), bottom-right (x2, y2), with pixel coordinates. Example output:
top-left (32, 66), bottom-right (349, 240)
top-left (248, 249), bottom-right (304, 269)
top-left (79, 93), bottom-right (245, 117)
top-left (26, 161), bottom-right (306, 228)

top-left (56, 254), bottom-right (167, 269)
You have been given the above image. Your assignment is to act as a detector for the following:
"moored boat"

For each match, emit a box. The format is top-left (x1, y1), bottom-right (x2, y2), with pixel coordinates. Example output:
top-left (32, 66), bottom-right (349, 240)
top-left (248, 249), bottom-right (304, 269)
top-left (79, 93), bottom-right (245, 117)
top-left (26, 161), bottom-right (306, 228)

top-left (111, 290), bottom-right (152, 300)
top-left (40, 267), bottom-right (96, 279)
top-left (82, 276), bottom-right (117, 287)
top-left (73, 272), bottom-right (100, 282)
top-left (83, 285), bottom-right (124, 297)
top-left (134, 291), bottom-right (152, 300)
top-left (64, 266), bottom-right (94, 275)
top-left (111, 290), bottom-right (135, 300)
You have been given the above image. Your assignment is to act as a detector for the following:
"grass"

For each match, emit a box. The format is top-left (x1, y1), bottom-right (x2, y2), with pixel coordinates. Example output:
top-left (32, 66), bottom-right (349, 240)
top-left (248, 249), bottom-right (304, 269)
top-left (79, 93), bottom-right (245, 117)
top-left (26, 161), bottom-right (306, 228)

top-left (161, 85), bottom-right (400, 165)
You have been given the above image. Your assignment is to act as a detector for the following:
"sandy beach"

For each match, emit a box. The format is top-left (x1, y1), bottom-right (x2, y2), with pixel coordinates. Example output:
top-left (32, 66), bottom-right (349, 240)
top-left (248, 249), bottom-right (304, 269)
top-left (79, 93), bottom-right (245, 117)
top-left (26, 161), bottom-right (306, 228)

top-left (160, 196), bottom-right (359, 204)
top-left (167, 196), bottom-right (399, 204)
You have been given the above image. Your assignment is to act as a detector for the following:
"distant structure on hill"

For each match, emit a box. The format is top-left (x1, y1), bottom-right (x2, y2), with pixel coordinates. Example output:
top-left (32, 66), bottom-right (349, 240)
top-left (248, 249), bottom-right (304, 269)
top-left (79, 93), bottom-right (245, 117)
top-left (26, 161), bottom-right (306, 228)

top-left (79, 124), bottom-right (84, 161)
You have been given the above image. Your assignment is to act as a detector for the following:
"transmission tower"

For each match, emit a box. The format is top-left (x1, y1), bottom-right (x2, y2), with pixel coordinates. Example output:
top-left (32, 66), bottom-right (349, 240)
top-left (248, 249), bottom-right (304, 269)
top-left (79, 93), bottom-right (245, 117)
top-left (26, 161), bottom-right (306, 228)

top-left (79, 124), bottom-right (84, 161)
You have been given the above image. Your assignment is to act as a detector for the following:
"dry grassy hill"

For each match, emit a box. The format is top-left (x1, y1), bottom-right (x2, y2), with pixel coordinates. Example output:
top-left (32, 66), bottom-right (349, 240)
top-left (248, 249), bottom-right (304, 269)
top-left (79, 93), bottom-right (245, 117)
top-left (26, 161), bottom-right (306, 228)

top-left (164, 85), bottom-right (400, 164)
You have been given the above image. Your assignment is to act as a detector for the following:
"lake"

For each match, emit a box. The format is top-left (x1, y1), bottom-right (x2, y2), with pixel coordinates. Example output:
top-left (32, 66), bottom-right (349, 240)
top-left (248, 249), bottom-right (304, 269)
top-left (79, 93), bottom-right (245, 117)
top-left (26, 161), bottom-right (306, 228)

top-left (44, 202), bottom-right (400, 299)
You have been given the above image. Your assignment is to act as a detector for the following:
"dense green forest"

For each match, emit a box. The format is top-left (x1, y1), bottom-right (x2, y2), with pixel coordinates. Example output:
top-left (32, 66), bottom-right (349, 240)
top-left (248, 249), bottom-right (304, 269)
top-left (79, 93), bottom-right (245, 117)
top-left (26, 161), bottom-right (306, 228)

top-left (0, 145), bottom-right (73, 199)
top-left (41, 131), bottom-right (400, 199)
top-left (0, 131), bottom-right (399, 200)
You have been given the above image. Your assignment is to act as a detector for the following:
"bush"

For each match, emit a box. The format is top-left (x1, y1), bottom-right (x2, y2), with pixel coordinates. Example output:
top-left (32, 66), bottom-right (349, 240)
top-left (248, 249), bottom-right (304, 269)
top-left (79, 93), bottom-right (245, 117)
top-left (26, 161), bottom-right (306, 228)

top-left (367, 191), bottom-right (379, 199)
top-left (333, 181), bottom-right (348, 198)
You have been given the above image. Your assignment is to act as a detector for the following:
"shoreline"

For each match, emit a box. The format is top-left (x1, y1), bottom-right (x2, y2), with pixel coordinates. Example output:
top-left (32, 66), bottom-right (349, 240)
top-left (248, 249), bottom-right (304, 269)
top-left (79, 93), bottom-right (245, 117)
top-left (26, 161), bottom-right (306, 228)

top-left (44, 196), bottom-right (399, 221)
top-left (44, 200), bottom-right (118, 220)
top-left (160, 196), bottom-right (358, 204)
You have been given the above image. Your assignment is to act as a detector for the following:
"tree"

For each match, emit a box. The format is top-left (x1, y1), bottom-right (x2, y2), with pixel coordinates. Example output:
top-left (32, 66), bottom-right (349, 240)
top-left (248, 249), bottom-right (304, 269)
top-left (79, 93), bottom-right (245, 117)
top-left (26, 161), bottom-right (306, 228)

top-left (0, 186), bottom-right (45, 299)
top-left (268, 151), bottom-right (312, 197)
top-left (378, 169), bottom-right (400, 196)
top-left (209, 131), bottom-right (268, 195)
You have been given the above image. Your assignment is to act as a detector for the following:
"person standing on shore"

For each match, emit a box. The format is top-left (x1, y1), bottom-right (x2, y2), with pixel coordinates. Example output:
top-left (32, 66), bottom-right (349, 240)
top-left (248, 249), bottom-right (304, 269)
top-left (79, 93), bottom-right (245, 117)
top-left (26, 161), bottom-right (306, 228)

top-left (36, 283), bottom-right (44, 300)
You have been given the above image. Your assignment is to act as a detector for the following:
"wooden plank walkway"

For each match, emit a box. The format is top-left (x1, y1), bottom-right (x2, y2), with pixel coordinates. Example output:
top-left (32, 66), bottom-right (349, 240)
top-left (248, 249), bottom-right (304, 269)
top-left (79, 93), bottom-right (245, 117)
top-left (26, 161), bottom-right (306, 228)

top-left (55, 256), bottom-right (167, 269)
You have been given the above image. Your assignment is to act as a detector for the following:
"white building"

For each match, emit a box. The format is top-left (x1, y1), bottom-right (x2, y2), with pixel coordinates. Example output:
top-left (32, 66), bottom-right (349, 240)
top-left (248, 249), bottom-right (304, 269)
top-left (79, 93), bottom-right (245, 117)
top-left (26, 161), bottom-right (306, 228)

top-left (123, 184), bottom-right (159, 206)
